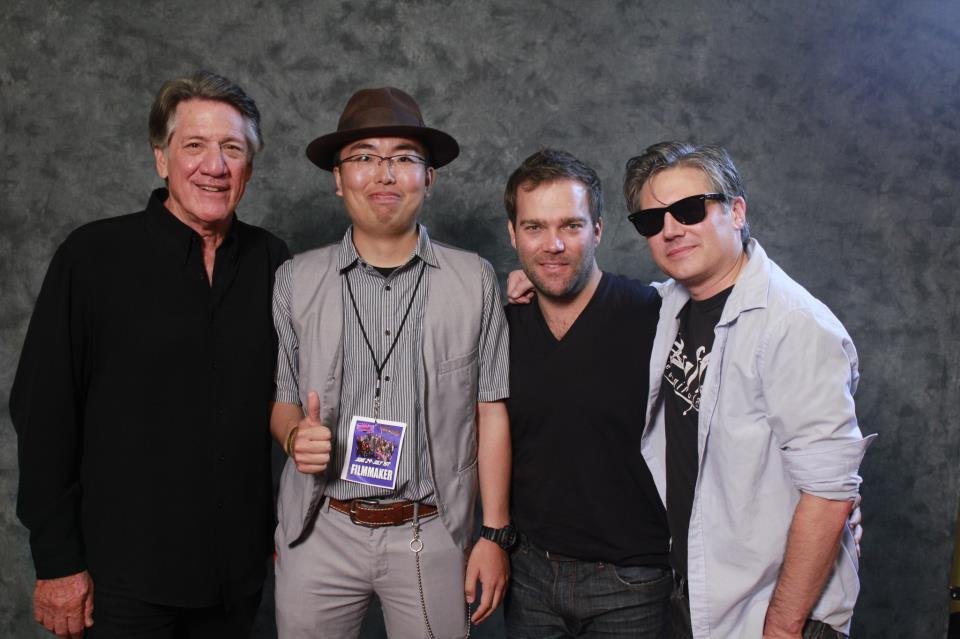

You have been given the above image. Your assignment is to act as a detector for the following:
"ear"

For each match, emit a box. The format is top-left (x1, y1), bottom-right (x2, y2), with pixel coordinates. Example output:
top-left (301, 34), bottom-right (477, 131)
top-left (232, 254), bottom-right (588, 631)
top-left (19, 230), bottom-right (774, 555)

top-left (424, 166), bottom-right (435, 193)
top-left (154, 147), bottom-right (168, 180)
top-left (730, 196), bottom-right (747, 230)
top-left (333, 166), bottom-right (344, 198)
top-left (593, 217), bottom-right (603, 246)
top-left (506, 220), bottom-right (517, 250)
top-left (243, 160), bottom-right (254, 184)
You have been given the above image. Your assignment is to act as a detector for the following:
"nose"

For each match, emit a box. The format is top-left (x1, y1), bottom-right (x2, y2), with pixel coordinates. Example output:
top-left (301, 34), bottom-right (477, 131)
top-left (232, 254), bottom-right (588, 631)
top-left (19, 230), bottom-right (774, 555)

top-left (661, 211), bottom-right (685, 239)
top-left (375, 157), bottom-right (397, 184)
top-left (200, 147), bottom-right (227, 176)
top-left (543, 232), bottom-right (564, 253)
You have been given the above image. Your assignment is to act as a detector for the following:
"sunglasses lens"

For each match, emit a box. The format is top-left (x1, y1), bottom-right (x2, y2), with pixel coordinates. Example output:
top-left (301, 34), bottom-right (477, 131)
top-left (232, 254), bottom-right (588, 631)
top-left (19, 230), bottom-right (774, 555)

top-left (669, 197), bottom-right (708, 225)
top-left (630, 211), bottom-right (665, 237)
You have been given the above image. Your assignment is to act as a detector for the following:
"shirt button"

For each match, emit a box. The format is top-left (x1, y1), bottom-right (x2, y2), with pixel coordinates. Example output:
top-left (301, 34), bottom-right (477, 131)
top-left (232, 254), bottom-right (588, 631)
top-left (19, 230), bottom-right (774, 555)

top-left (384, 330), bottom-right (391, 335)
top-left (217, 502), bottom-right (223, 509)
top-left (384, 376), bottom-right (391, 382)
top-left (385, 285), bottom-right (392, 291)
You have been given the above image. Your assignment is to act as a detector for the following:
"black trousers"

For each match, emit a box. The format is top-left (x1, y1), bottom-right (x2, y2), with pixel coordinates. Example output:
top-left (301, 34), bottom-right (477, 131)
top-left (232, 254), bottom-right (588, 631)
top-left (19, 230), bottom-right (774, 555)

top-left (85, 587), bottom-right (262, 639)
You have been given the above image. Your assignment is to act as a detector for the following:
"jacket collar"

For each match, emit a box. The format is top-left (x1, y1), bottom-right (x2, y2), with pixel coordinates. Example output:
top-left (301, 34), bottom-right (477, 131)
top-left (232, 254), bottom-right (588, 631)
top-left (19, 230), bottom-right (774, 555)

top-left (336, 223), bottom-right (439, 272)
top-left (657, 238), bottom-right (770, 325)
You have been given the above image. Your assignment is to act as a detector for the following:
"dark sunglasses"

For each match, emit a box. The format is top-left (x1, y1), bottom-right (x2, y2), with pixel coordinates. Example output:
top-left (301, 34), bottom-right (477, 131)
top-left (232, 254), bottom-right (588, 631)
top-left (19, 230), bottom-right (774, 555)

top-left (627, 193), bottom-right (727, 237)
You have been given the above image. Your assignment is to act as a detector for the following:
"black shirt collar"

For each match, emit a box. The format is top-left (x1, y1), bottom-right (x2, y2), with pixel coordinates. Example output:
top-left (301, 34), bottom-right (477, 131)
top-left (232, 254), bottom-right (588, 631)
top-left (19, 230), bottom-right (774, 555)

top-left (144, 188), bottom-right (240, 266)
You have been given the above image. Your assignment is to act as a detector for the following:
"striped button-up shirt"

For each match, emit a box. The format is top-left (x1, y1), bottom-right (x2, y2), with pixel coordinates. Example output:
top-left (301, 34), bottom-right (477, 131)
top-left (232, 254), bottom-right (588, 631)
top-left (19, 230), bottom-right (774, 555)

top-left (274, 225), bottom-right (509, 502)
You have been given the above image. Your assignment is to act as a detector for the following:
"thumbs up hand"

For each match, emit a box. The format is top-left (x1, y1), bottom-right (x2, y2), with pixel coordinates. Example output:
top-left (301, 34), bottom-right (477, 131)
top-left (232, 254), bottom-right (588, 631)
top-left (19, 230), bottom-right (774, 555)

top-left (288, 391), bottom-right (333, 474)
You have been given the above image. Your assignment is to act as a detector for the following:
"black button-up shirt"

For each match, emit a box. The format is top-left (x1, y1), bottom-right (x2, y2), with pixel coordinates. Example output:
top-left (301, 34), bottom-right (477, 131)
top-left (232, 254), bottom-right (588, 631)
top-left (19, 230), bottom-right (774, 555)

top-left (10, 189), bottom-right (290, 606)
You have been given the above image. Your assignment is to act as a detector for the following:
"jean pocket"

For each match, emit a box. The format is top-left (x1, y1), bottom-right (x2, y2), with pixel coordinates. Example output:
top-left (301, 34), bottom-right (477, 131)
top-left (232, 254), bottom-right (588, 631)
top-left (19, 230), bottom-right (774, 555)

top-left (611, 564), bottom-right (670, 587)
top-left (802, 619), bottom-right (848, 639)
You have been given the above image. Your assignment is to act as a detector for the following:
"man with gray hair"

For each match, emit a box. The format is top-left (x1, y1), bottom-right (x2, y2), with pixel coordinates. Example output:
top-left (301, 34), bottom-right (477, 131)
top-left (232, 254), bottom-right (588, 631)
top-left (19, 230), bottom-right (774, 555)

top-left (11, 71), bottom-right (288, 638)
top-left (623, 142), bottom-right (874, 638)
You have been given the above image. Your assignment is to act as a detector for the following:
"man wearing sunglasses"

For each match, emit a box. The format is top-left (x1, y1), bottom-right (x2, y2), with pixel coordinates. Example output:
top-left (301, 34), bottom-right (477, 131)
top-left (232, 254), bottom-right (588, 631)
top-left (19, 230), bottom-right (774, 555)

top-left (623, 142), bottom-right (874, 639)
top-left (269, 87), bottom-right (512, 638)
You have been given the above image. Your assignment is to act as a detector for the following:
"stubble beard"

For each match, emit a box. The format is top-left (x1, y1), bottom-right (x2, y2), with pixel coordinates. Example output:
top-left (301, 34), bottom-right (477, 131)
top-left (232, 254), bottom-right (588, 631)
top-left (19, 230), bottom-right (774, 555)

top-left (525, 248), bottom-right (596, 302)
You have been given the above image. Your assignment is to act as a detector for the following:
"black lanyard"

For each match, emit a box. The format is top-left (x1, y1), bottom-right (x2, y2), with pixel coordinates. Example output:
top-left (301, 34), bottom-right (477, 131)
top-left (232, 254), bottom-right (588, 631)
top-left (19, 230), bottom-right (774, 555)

top-left (344, 260), bottom-right (427, 420)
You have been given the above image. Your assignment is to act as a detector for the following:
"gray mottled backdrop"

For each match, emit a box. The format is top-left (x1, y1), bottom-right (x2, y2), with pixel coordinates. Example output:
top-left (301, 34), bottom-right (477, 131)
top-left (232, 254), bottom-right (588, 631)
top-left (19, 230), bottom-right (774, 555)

top-left (1, 1), bottom-right (957, 637)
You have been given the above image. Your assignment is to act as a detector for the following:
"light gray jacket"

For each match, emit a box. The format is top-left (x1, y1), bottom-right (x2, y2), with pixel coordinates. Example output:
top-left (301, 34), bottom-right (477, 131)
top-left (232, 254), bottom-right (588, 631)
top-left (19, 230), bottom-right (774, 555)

top-left (643, 240), bottom-right (875, 637)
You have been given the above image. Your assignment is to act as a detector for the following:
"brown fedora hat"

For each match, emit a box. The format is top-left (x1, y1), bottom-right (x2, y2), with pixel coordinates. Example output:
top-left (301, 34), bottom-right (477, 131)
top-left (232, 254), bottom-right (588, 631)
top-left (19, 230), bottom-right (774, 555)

top-left (306, 87), bottom-right (460, 171)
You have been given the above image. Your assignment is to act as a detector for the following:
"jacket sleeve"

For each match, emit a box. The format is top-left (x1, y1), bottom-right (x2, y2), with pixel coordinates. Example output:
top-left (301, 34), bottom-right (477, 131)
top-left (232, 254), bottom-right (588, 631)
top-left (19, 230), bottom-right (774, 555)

top-left (759, 307), bottom-right (875, 500)
top-left (10, 240), bottom-right (88, 578)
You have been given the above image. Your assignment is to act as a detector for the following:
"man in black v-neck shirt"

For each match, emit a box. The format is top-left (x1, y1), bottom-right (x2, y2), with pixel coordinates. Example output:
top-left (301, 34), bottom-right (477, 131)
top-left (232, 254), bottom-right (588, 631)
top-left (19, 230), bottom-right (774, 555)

top-left (503, 150), bottom-right (671, 638)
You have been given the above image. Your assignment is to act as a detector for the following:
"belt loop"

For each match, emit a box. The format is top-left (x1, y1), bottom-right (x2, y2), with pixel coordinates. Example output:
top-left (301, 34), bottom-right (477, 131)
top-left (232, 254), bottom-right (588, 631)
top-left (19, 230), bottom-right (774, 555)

top-left (673, 571), bottom-right (688, 597)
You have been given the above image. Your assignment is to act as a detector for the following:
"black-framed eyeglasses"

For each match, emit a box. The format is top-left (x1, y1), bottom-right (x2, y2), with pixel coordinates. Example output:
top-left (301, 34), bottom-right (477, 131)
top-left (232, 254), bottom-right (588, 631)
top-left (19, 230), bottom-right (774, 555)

top-left (337, 153), bottom-right (428, 172)
top-left (627, 193), bottom-right (727, 237)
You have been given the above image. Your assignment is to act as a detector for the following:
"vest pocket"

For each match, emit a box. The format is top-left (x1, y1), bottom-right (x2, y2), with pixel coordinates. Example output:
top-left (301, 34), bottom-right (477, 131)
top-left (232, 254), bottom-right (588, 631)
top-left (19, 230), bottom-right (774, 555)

top-left (438, 348), bottom-right (478, 375)
top-left (436, 349), bottom-right (479, 471)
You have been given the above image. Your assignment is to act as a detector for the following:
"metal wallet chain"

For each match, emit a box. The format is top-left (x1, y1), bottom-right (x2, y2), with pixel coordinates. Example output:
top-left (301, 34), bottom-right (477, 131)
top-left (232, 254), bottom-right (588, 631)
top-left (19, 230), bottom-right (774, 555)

top-left (409, 374), bottom-right (471, 637)
top-left (411, 519), bottom-right (471, 639)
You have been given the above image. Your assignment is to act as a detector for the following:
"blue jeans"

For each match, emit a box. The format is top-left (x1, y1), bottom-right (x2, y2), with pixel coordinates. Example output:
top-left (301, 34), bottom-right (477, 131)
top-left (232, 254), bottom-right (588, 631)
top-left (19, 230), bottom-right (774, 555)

top-left (505, 536), bottom-right (671, 638)
top-left (669, 584), bottom-right (848, 639)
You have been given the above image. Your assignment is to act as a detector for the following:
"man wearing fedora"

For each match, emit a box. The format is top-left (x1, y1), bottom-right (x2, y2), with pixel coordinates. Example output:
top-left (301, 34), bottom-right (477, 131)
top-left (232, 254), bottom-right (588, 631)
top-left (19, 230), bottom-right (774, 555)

top-left (269, 87), bottom-right (513, 638)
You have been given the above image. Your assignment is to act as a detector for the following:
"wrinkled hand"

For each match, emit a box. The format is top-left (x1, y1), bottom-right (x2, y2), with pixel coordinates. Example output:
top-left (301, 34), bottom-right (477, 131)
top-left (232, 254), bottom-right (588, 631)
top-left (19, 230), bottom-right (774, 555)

top-left (34, 571), bottom-right (94, 639)
top-left (849, 494), bottom-right (863, 559)
top-left (464, 538), bottom-right (510, 624)
top-left (506, 269), bottom-right (535, 305)
top-left (291, 391), bottom-right (333, 474)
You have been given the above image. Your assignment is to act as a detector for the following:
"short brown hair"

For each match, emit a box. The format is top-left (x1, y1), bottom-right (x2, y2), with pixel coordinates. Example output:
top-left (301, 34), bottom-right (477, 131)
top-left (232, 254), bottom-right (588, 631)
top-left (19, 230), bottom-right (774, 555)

top-left (148, 70), bottom-right (263, 157)
top-left (504, 149), bottom-right (603, 225)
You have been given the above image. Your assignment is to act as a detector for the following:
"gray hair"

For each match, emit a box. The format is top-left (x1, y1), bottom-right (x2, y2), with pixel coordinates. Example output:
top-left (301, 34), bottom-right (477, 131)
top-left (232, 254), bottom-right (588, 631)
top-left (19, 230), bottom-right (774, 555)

top-left (623, 142), bottom-right (750, 247)
top-left (148, 70), bottom-right (263, 158)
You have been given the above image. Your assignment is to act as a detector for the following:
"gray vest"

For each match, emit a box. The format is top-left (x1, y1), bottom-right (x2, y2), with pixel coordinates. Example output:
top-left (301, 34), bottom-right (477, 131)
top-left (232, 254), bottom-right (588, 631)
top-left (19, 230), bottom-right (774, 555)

top-left (276, 241), bottom-right (487, 550)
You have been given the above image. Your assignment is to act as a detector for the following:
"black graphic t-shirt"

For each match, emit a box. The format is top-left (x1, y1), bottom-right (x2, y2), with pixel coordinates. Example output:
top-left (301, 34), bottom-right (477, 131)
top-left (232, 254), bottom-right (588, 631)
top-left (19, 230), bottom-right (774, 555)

top-left (663, 286), bottom-right (732, 578)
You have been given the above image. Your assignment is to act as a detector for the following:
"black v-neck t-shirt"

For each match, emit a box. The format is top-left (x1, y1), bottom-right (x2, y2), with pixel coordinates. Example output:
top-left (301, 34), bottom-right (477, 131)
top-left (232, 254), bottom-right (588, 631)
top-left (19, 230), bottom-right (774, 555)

top-left (506, 273), bottom-right (669, 566)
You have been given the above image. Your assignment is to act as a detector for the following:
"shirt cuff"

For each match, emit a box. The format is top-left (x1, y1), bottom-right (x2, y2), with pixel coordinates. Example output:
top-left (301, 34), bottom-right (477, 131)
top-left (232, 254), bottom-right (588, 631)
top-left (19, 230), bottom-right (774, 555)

top-left (781, 434), bottom-right (877, 499)
top-left (478, 387), bottom-right (509, 403)
top-left (31, 532), bottom-right (87, 580)
top-left (274, 389), bottom-right (302, 405)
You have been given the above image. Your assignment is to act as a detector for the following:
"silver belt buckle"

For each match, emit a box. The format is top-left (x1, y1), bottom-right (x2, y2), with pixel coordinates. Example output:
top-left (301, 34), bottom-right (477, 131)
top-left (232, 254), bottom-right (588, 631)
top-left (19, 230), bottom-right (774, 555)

top-left (349, 499), bottom-right (381, 526)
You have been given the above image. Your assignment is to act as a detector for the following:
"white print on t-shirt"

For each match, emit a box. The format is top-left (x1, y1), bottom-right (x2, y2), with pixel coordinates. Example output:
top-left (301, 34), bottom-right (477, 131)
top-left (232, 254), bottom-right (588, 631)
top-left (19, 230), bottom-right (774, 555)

top-left (664, 334), bottom-right (710, 416)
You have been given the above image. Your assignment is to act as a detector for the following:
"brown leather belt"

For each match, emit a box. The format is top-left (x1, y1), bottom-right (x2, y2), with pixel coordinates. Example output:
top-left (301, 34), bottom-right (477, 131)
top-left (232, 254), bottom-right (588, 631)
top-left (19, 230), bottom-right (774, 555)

top-left (328, 498), bottom-right (438, 528)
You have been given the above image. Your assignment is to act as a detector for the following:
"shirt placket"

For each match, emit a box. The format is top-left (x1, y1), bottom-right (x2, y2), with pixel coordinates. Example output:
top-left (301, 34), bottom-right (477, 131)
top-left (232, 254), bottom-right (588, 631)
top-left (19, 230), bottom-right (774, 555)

top-left (378, 268), bottom-right (398, 420)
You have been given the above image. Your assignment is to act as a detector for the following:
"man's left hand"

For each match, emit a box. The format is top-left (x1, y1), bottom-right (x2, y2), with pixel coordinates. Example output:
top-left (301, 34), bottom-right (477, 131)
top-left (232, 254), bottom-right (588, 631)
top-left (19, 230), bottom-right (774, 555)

top-left (464, 538), bottom-right (510, 624)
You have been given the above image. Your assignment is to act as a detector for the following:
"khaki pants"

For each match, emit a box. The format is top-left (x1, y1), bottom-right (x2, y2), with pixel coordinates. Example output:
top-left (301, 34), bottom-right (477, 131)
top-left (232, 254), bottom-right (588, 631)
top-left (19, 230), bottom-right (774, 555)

top-left (275, 502), bottom-right (469, 638)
